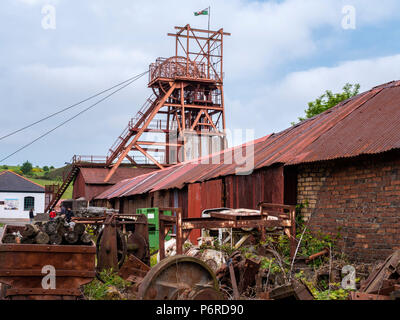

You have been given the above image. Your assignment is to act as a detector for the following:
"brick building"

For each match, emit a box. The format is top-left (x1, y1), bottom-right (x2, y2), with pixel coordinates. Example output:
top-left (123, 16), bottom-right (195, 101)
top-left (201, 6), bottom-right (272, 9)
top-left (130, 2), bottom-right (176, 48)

top-left (95, 81), bottom-right (400, 262)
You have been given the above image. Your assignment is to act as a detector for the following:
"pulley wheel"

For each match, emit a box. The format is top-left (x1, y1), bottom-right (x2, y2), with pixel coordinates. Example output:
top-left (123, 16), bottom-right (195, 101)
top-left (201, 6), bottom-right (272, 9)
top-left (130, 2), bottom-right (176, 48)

top-left (96, 228), bottom-right (127, 269)
top-left (127, 232), bottom-right (149, 265)
top-left (138, 255), bottom-right (223, 300)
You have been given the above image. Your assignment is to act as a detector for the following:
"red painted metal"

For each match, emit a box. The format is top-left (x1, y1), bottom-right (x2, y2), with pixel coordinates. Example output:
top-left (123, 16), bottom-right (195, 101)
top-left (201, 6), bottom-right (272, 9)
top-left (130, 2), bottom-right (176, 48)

top-left (0, 225), bottom-right (96, 300)
top-left (188, 183), bottom-right (202, 244)
top-left (73, 167), bottom-right (158, 201)
top-left (79, 167), bottom-right (157, 184)
top-left (103, 25), bottom-right (231, 182)
top-left (96, 81), bottom-right (400, 201)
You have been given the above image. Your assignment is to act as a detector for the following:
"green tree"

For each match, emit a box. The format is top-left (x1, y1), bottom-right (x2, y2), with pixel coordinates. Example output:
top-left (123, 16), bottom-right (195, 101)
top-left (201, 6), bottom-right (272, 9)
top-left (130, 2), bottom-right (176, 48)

top-left (50, 166), bottom-right (55, 170)
top-left (43, 166), bottom-right (49, 172)
top-left (295, 83), bottom-right (360, 124)
top-left (20, 161), bottom-right (33, 175)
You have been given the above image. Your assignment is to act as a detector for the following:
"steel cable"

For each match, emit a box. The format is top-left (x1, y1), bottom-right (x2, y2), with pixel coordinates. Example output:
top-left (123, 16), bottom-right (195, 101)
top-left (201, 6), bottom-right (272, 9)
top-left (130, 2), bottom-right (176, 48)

top-left (0, 71), bottom-right (148, 141)
top-left (0, 71), bottom-right (148, 163)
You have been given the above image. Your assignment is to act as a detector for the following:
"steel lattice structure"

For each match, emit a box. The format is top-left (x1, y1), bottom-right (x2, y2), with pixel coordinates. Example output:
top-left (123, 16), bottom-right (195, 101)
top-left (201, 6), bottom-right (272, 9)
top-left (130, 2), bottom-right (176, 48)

top-left (44, 25), bottom-right (230, 211)
top-left (104, 25), bottom-right (230, 182)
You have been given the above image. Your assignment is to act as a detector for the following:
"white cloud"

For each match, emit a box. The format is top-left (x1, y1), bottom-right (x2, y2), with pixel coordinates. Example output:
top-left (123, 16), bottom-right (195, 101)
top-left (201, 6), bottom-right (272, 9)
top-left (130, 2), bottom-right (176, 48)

top-left (15, 0), bottom-right (58, 6)
top-left (240, 54), bottom-right (400, 138)
top-left (2, 0), bottom-right (400, 166)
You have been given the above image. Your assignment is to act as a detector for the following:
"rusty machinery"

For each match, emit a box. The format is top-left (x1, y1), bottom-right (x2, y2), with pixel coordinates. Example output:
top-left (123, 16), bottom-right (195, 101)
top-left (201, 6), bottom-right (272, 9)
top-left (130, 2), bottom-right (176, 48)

top-left (0, 225), bottom-right (96, 300)
top-left (72, 212), bottom-right (150, 272)
top-left (72, 211), bottom-right (223, 300)
top-left (158, 204), bottom-right (297, 261)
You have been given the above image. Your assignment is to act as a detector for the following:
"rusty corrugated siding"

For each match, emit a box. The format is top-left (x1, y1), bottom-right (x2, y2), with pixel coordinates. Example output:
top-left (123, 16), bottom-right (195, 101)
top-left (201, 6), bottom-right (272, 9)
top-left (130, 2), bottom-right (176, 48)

top-left (96, 80), bottom-right (400, 200)
top-left (72, 171), bottom-right (86, 199)
top-left (80, 167), bottom-right (157, 184)
top-left (224, 166), bottom-right (284, 209)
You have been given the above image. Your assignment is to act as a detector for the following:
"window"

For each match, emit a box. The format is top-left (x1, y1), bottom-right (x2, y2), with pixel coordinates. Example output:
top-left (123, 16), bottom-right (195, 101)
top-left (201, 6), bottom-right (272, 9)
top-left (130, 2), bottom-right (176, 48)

top-left (24, 196), bottom-right (34, 211)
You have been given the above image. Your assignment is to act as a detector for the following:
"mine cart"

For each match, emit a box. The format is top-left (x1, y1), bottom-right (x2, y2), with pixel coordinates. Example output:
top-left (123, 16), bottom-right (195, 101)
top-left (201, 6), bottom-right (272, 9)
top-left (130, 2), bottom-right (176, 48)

top-left (0, 225), bottom-right (96, 300)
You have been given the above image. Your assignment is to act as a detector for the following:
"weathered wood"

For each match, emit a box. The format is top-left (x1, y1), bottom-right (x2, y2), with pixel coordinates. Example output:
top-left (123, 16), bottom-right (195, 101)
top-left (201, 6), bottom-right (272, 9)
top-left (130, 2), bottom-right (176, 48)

top-left (74, 223), bottom-right (85, 236)
top-left (35, 232), bottom-right (50, 244)
top-left (75, 207), bottom-right (117, 218)
top-left (2, 234), bottom-right (16, 244)
top-left (21, 224), bottom-right (39, 238)
top-left (57, 224), bottom-right (69, 236)
top-left (49, 233), bottom-right (62, 245)
top-left (44, 220), bottom-right (60, 235)
top-left (80, 232), bottom-right (92, 244)
top-left (64, 231), bottom-right (79, 244)
top-left (21, 237), bottom-right (34, 244)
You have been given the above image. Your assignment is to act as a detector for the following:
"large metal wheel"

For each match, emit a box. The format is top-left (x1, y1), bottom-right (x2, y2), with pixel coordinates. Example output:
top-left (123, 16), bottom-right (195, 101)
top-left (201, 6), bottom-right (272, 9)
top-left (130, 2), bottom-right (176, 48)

top-left (127, 232), bottom-right (149, 266)
top-left (96, 228), bottom-right (127, 270)
top-left (138, 255), bottom-right (223, 300)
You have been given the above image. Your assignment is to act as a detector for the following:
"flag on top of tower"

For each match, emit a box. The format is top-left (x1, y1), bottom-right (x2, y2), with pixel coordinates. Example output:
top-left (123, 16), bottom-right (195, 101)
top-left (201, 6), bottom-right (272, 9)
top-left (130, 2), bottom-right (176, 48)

top-left (194, 8), bottom-right (209, 16)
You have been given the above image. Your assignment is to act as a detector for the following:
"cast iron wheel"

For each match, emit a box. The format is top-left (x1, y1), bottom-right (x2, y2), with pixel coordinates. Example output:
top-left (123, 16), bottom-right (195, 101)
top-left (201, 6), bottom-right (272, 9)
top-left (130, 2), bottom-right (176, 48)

top-left (96, 228), bottom-right (127, 270)
top-left (137, 255), bottom-right (223, 300)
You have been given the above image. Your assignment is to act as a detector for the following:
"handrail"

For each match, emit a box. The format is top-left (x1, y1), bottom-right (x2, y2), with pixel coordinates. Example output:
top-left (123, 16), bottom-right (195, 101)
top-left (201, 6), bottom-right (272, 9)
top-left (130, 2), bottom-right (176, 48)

top-left (149, 56), bottom-right (213, 82)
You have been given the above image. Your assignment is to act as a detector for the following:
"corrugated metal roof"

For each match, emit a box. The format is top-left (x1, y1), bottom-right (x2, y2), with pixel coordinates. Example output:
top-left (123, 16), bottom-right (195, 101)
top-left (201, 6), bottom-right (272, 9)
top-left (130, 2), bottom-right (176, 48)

top-left (79, 166), bottom-right (157, 184)
top-left (96, 80), bottom-right (400, 200)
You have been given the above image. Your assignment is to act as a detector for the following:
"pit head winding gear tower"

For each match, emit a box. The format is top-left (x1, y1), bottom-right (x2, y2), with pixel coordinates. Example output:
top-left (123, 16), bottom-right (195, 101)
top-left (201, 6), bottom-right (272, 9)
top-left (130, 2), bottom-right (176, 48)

top-left (44, 25), bottom-right (230, 212)
top-left (104, 25), bottom-right (231, 182)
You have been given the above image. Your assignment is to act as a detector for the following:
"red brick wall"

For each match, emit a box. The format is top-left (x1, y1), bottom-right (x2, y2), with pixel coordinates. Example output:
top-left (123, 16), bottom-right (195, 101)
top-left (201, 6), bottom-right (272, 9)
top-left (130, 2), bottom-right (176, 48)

top-left (297, 151), bottom-right (400, 262)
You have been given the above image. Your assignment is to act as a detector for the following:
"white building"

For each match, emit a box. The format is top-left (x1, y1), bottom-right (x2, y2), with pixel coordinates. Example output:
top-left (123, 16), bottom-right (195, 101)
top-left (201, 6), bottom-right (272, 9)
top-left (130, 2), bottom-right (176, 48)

top-left (0, 171), bottom-right (45, 220)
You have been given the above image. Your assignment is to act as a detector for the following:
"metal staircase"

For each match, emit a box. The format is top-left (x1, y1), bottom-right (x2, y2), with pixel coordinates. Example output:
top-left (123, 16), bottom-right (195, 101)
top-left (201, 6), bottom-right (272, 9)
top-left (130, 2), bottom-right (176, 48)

top-left (44, 164), bottom-right (80, 213)
top-left (106, 94), bottom-right (159, 166)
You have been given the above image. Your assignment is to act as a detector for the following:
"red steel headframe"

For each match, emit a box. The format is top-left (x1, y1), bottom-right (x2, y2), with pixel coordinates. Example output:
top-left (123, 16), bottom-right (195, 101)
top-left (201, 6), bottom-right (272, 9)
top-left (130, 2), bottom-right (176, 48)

top-left (104, 25), bottom-right (230, 183)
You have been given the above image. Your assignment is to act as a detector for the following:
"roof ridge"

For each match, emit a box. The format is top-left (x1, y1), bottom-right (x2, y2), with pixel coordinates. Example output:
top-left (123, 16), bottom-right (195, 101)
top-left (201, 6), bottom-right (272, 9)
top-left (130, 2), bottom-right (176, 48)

top-left (0, 170), bottom-right (45, 189)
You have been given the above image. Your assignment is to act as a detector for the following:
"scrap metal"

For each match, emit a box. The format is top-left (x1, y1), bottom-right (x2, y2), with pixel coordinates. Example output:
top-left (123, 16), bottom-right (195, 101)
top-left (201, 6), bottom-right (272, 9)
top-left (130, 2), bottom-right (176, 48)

top-left (72, 211), bottom-right (150, 272)
top-left (96, 81), bottom-right (400, 203)
top-left (0, 225), bottom-right (96, 300)
top-left (156, 204), bottom-right (296, 260)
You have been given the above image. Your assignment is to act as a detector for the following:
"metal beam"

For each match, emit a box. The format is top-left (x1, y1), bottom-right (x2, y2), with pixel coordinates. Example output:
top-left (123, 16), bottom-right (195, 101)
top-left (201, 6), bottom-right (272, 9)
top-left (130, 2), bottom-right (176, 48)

top-left (134, 144), bottom-right (164, 170)
top-left (104, 83), bottom-right (177, 182)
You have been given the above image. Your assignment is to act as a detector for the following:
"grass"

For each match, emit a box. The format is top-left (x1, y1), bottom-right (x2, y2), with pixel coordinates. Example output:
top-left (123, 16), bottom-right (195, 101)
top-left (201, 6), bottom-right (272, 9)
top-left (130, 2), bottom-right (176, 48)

top-left (0, 165), bottom-right (20, 172)
top-left (30, 178), bottom-right (73, 199)
top-left (83, 269), bottom-right (131, 300)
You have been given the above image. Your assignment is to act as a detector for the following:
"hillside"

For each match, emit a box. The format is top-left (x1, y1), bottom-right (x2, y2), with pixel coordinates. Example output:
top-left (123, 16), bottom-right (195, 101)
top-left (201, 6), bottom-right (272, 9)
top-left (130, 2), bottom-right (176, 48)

top-left (0, 165), bottom-right (73, 199)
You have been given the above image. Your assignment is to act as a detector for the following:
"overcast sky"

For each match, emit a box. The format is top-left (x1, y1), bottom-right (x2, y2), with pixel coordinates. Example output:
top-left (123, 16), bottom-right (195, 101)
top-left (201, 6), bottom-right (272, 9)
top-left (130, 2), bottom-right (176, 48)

top-left (1, 0), bottom-right (400, 167)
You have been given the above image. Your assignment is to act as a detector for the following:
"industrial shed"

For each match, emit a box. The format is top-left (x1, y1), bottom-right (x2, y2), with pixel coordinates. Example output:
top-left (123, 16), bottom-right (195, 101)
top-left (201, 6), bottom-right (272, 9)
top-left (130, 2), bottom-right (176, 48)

top-left (72, 166), bottom-right (158, 202)
top-left (95, 80), bottom-right (400, 262)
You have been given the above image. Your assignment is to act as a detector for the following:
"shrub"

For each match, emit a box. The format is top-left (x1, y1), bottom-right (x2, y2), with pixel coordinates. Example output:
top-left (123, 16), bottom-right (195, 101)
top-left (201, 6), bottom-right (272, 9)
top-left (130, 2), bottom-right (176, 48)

top-left (20, 161), bottom-right (33, 175)
top-left (83, 269), bottom-right (131, 300)
top-left (12, 168), bottom-right (23, 175)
